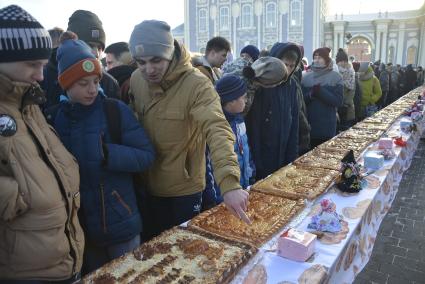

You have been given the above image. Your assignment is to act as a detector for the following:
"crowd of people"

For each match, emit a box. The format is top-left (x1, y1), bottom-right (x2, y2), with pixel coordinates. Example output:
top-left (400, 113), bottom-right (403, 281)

top-left (1, 5), bottom-right (424, 283)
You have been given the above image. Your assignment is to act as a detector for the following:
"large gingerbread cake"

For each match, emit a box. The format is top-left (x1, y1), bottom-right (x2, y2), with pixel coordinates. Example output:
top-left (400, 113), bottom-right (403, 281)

top-left (189, 191), bottom-right (304, 247)
top-left (83, 227), bottom-right (257, 284)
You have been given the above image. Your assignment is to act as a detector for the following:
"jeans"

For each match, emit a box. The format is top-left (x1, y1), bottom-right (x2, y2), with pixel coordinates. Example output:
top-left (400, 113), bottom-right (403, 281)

top-left (83, 235), bottom-right (140, 275)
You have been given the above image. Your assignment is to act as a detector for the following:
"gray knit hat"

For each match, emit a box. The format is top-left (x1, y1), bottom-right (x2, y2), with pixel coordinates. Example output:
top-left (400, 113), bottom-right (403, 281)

top-left (129, 20), bottom-right (174, 60)
top-left (243, 56), bottom-right (288, 88)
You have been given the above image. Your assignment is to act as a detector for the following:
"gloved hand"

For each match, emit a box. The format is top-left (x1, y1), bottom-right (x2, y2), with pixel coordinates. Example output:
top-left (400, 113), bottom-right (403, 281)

top-left (312, 84), bottom-right (321, 96)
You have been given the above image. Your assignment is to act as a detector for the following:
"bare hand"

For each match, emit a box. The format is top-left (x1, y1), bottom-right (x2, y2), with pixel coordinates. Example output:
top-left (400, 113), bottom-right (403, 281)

top-left (223, 189), bottom-right (251, 224)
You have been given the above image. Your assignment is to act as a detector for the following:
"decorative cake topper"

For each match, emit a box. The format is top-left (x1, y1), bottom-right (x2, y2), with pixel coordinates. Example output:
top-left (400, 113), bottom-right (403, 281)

top-left (307, 199), bottom-right (343, 233)
top-left (336, 150), bottom-right (362, 193)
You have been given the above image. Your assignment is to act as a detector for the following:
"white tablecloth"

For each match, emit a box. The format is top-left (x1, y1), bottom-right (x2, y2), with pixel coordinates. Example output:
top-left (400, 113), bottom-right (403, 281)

top-left (231, 113), bottom-right (424, 284)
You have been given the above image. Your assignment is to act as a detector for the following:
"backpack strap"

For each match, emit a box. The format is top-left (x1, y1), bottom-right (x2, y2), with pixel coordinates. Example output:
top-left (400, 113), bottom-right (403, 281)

top-left (103, 98), bottom-right (122, 144)
top-left (44, 103), bottom-right (62, 126)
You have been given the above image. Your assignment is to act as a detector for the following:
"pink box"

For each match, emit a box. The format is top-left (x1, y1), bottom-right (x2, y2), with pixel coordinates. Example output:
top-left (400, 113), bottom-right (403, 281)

top-left (277, 229), bottom-right (316, 262)
top-left (378, 138), bottom-right (393, 149)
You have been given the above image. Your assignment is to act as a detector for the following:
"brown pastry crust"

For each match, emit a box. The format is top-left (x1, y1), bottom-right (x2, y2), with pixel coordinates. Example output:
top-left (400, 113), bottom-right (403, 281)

top-left (83, 227), bottom-right (257, 284)
top-left (293, 148), bottom-right (348, 171)
top-left (337, 129), bottom-right (384, 141)
top-left (188, 192), bottom-right (305, 247)
top-left (252, 165), bottom-right (339, 199)
top-left (352, 121), bottom-right (391, 131)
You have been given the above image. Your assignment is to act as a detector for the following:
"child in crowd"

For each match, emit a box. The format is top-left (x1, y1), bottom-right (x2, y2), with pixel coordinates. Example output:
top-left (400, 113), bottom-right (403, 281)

top-left (48, 31), bottom-right (155, 273)
top-left (216, 75), bottom-right (254, 188)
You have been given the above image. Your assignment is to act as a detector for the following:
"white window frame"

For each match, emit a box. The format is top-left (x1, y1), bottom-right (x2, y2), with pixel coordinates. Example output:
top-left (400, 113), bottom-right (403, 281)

top-left (290, 0), bottom-right (301, 26)
top-left (266, 2), bottom-right (277, 28)
top-left (220, 6), bottom-right (230, 30)
top-left (198, 8), bottom-right (208, 32)
top-left (241, 4), bottom-right (253, 28)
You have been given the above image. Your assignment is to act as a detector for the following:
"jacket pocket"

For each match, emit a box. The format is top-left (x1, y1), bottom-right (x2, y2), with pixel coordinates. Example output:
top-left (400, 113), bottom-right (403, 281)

top-left (155, 109), bottom-right (185, 143)
top-left (111, 190), bottom-right (132, 217)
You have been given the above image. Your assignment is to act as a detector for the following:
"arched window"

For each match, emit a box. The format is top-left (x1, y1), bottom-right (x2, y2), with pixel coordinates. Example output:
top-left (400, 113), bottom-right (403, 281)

top-left (199, 8), bottom-right (208, 32)
top-left (241, 4), bottom-right (253, 28)
top-left (220, 6), bottom-right (230, 30)
top-left (290, 0), bottom-right (301, 26)
top-left (406, 46), bottom-right (417, 65)
top-left (266, 2), bottom-right (276, 28)
top-left (387, 46), bottom-right (395, 63)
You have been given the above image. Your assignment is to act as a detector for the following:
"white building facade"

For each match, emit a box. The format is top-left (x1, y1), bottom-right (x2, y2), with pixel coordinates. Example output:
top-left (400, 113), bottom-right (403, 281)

top-left (184, 0), bottom-right (328, 61)
top-left (325, 5), bottom-right (425, 66)
top-left (183, 0), bottom-right (425, 66)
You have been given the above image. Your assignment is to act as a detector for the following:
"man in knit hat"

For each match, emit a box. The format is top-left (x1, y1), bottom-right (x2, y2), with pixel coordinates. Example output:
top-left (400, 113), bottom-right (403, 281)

top-left (0, 5), bottom-right (84, 282)
top-left (129, 20), bottom-right (250, 239)
top-left (41, 9), bottom-right (121, 109)
top-left (245, 42), bottom-right (301, 180)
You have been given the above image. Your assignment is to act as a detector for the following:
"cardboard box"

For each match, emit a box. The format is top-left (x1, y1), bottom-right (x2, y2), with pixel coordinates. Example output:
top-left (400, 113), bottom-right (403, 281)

top-left (277, 229), bottom-right (316, 262)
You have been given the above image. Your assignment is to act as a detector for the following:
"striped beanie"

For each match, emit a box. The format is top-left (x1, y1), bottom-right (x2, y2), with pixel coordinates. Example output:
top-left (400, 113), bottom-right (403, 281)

top-left (0, 5), bottom-right (52, 63)
top-left (57, 32), bottom-right (102, 90)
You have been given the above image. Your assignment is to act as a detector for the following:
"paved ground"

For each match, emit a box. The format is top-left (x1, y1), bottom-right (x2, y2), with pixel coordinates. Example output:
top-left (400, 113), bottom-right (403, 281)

top-left (354, 140), bottom-right (425, 284)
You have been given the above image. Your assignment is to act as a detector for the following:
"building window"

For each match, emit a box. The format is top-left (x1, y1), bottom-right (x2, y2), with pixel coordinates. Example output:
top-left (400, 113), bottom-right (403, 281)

top-left (290, 0), bottom-right (301, 26)
top-left (241, 4), bottom-right (253, 28)
top-left (220, 6), bottom-right (230, 30)
top-left (388, 46), bottom-right (395, 63)
top-left (199, 8), bottom-right (208, 32)
top-left (406, 46), bottom-right (417, 65)
top-left (266, 2), bottom-right (276, 28)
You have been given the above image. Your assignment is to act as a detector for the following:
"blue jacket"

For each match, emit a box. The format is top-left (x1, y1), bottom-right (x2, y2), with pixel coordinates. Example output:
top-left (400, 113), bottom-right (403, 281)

top-left (52, 93), bottom-right (155, 246)
top-left (302, 65), bottom-right (344, 140)
top-left (246, 42), bottom-right (300, 180)
top-left (225, 111), bottom-right (254, 189)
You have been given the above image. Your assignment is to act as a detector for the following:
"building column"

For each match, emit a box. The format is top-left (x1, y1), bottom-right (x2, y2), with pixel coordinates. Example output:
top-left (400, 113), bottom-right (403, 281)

top-left (254, 0), bottom-right (263, 49)
top-left (278, 0), bottom-right (289, 42)
top-left (375, 31), bottom-right (381, 62)
top-left (231, 3), bottom-right (240, 54)
top-left (184, 0), bottom-right (191, 50)
top-left (278, 13), bottom-right (284, 42)
top-left (381, 31), bottom-right (388, 63)
top-left (339, 32), bottom-right (344, 50)
top-left (333, 30), bottom-right (338, 56)
top-left (257, 15), bottom-right (261, 48)
top-left (418, 20), bottom-right (425, 66)
top-left (396, 22), bottom-right (405, 65)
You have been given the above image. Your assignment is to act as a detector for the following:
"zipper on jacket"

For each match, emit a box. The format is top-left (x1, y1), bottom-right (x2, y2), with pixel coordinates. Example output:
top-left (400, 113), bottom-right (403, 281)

top-left (100, 183), bottom-right (107, 233)
top-left (112, 190), bottom-right (132, 215)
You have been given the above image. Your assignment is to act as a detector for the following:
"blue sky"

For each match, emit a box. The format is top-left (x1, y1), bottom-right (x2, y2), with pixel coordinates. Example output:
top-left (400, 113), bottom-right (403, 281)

top-left (1, 0), bottom-right (423, 46)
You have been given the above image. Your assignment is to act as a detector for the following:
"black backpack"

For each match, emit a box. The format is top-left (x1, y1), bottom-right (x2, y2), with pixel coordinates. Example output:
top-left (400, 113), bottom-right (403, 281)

top-left (103, 98), bottom-right (122, 144)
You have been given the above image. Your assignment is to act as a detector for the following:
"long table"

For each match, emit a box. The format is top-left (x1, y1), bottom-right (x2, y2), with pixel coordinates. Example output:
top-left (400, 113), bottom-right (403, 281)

top-left (230, 91), bottom-right (425, 284)
top-left (83, 88), bottom-right (425, 284)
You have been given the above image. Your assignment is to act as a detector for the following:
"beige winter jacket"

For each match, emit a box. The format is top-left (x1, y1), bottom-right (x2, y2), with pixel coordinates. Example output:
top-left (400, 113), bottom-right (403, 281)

top-left (130, 42), bottom-right (240, 197)
top-left (0, 74), bottom-right (84, 281)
